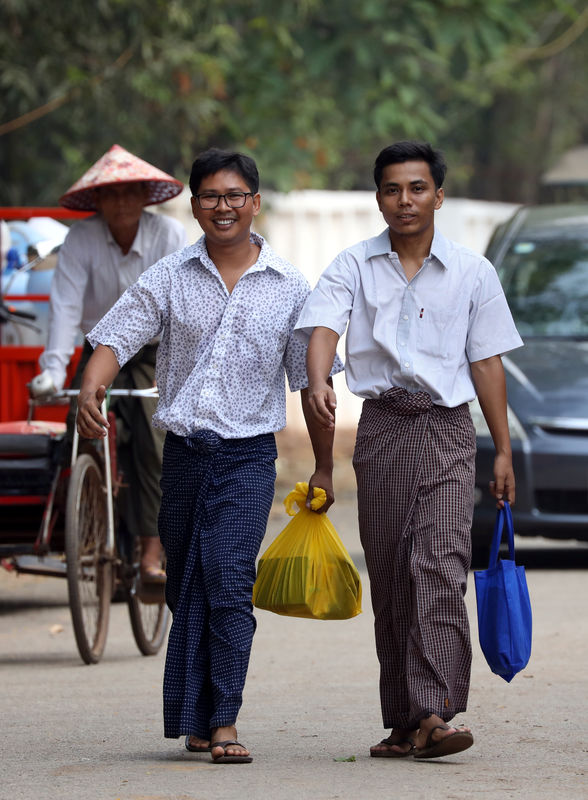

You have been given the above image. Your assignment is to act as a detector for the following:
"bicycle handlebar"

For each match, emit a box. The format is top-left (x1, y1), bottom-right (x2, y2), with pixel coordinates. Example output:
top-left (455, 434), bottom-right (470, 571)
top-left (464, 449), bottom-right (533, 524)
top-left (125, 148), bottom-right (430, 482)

top-left (29, 387), bottom-right (160, 403)
top-left (56, 388), bottom-right (159, 398)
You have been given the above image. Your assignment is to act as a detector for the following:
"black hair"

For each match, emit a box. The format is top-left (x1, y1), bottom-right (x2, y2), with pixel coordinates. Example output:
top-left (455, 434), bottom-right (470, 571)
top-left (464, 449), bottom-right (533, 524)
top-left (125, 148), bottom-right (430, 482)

top-left (374, 141), bottom-right (447, 190)
top-left (189, 148), bottom-right (259, 195)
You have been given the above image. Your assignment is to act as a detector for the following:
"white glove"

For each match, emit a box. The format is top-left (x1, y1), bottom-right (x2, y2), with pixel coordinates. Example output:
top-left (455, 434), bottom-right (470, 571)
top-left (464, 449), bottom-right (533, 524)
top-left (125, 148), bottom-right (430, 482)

top-left (29, 370), bottom-right (58, 399)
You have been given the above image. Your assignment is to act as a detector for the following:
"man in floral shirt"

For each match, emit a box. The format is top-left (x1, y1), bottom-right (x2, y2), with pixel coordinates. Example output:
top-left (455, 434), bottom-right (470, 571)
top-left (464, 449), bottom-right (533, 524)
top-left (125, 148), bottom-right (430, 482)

top-left (75, 148), bottom-right (341, 764)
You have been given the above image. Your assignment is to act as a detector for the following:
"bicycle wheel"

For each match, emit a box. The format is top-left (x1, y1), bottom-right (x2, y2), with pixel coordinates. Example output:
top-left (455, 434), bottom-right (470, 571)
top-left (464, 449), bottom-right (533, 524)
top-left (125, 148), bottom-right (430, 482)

top-left (65, 453), bottom-right (112, 664)
top-left (125, 536), bottom-right (169, 655)
top-left (128, 583), bottom-right (170, 656)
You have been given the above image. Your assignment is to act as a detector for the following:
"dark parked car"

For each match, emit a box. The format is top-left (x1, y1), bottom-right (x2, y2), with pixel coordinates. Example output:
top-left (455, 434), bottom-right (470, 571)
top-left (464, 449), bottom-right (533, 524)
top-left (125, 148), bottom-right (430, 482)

top-left (472, 203), bottom-right (588, 545)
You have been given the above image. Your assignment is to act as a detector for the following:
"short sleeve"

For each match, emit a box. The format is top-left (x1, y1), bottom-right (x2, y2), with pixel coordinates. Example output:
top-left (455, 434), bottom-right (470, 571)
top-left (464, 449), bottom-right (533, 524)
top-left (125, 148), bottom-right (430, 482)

top-left (87, 260), bottom-right (170, 365)
top-left (466, 260), bottom-right (523, 362)
top-left (295, 255), bottom-right (356, 337)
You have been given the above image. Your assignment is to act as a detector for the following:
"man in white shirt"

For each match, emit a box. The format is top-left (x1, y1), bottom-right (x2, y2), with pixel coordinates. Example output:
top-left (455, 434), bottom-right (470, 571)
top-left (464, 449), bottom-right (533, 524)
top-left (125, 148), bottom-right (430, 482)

top-left (30, 145), bottom-right (187, 582)
top-left (73, 148), bottom-right (341, 764)
top-left (296, 141), bottom-right (523, 760)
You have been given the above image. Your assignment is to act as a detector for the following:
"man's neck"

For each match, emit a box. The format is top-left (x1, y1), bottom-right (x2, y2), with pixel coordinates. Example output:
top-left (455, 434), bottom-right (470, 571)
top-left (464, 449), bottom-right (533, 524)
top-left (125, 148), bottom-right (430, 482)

top-left (205, 234), bottom-right (260, 293)
top-left (388, 228), bottom-right (434, 282)
top-left (108, 220), bottom-right (140, 255)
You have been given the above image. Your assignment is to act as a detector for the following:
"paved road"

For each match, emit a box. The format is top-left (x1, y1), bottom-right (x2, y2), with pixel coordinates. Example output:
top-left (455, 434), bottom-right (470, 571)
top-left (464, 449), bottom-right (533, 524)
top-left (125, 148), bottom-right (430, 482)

top-left (1, 492), bottom-right (588, 800)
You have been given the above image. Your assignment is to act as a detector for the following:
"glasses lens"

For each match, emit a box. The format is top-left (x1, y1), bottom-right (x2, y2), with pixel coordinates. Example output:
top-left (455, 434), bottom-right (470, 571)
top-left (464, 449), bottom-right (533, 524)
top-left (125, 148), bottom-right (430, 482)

top-left (197, 193), bottom-right (249, 209)
top-left (199, 195), bottom-right (219, 209)
top-left (226, 193), bottom-right (247, 208)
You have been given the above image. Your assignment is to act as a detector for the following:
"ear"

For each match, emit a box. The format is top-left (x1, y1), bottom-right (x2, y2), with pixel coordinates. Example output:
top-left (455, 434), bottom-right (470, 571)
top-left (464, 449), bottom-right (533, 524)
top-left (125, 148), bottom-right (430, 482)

top-left (252, 192), bottom-right (261, 217)
top-left (376, 190), bottom-right (382, 212)
top-left (434, 187), bottom-right (444, 210)
top-left (190, 196), bottom-right (199, 219)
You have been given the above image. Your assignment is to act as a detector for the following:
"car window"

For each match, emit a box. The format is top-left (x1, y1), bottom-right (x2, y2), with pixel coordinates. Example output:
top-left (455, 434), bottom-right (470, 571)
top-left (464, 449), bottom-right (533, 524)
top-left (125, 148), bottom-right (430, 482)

top-left (497, 236), bottom-right (588, 338)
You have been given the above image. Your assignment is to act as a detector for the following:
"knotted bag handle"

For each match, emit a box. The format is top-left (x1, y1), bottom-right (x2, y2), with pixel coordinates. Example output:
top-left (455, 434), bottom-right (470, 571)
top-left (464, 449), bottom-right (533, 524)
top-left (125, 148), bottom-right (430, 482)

top-left (488, 500), bottom-right (515, 568)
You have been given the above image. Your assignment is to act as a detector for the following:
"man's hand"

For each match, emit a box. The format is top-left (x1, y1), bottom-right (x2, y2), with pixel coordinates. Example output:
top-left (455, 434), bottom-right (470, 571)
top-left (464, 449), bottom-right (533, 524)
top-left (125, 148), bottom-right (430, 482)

top-left (489, 452), bottom-right (515, 508)
top-left (76, 384), bottom-right (110, 439)
top-left (75, 344), bottom-right (121, 438)
top-left (307, 381), bottom-right (337, 430)
top-left (306, 468), bottom-right (334, 513)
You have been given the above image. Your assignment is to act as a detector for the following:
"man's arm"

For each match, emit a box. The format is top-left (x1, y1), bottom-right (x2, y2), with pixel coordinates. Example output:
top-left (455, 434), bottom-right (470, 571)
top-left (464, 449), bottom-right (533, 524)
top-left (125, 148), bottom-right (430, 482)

top-left (305, 326), bottom-right (340, 430)
top-left (470, 354), bottom-right (515, 506)
top-left (301, 381), bottom-right (335, 513)
top-left (76, 345), bottom-right (121, 439)
top-left (303, 326), bottom-right (341, 512)
top-left (38, 228), bottom-right (89, 392)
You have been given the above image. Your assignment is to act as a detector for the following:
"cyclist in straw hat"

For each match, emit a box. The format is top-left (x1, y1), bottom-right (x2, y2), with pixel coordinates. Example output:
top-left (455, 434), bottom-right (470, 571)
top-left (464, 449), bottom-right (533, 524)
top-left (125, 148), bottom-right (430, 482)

top-left (30, 144), bottom-right (187, 584)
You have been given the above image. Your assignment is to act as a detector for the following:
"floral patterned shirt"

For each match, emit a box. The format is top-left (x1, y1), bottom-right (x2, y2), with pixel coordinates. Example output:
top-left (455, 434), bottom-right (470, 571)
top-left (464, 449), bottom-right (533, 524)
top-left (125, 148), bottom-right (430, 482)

top-left (88, 232), bottom-right (340, 438)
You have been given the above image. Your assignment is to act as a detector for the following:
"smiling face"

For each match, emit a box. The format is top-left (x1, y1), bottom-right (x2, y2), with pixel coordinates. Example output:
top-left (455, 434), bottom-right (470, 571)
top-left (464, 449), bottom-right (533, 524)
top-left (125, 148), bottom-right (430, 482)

top-left (376, 160), bottom-right (444, 240)
top-left (190, 169), bottom-right (261, 249)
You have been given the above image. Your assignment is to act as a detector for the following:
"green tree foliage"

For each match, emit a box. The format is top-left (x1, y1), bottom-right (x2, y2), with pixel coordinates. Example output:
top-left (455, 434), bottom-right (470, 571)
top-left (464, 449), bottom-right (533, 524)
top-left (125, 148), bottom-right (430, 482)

top-left (0, 0), bottom-right (586, 203)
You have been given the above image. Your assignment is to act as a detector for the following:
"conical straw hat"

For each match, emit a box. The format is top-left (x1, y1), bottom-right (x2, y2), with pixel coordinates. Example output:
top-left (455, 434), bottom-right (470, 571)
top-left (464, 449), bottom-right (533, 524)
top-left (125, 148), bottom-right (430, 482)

top-left (59, 144), bottom-right (184, 210)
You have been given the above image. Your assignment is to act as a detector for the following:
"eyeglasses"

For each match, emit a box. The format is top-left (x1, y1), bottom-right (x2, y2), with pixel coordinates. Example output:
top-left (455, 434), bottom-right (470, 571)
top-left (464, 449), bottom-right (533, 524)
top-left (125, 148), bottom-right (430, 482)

top-left (194, 192), bottom-right (254, 209)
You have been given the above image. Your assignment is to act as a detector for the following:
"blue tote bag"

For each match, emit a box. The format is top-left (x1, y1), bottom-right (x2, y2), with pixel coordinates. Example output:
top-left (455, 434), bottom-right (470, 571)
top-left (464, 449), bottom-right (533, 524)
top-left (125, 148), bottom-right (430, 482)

top-left (474, 502), bottom-right (532, 682)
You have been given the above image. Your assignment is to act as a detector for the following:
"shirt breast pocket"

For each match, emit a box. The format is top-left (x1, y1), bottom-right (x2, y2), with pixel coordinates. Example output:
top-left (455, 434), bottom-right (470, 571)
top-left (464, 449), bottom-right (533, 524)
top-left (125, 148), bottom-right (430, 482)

top-left (233, 308), bottom-right (290, 365)
top-left (417, 307), bottom-right (465, 360)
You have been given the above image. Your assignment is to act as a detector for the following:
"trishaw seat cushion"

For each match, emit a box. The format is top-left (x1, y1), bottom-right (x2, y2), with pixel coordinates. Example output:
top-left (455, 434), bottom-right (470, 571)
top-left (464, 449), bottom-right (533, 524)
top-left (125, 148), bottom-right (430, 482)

top-left (0, 433), bottom-right (56, 457)
top-left (0, 421), bottom-right (66, 457)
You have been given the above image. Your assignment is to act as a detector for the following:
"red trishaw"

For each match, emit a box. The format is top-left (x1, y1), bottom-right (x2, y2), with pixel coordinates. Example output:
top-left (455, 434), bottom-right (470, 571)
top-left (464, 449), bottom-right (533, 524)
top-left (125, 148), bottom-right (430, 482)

top-left (0, 207), bottom-right (169, 663)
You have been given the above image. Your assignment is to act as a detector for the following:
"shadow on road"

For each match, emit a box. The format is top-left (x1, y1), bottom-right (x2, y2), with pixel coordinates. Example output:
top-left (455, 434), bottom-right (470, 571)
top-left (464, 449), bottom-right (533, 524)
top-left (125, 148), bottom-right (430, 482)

top-left (0, 596), bottom-right (68, 614)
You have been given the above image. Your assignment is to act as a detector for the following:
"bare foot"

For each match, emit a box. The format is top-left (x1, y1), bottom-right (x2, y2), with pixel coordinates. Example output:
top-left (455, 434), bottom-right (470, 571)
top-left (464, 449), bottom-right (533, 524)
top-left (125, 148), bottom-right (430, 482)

top-left (370, 728), bottom-right (418, 757)
top-left (210, 726), bottom-right (251, 761)
top-left (412, 715), bottom-right (474, 759)
top-left (140, 536), bottom-right (165, 581)
top-left (186, 735), bottom-right (210, 751)
top-left (415, 714), bottom-right (471, 750)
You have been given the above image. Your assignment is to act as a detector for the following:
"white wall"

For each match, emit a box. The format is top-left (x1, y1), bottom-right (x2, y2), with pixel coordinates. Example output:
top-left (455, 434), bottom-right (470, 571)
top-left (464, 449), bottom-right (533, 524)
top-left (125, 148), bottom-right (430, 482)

top-left (159, 189), bottom-right (519, 431)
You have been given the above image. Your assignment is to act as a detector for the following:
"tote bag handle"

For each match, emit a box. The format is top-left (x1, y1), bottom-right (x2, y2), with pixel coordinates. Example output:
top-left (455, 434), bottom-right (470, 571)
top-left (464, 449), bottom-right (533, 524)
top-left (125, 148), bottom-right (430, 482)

top-left (488, 500), bottom-right (515, 567)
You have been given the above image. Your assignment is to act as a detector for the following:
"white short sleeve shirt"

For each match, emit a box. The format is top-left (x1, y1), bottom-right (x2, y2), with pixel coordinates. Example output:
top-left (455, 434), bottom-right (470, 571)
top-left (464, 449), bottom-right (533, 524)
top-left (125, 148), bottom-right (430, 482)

top-left (295, 228), bottom-right (523, 407)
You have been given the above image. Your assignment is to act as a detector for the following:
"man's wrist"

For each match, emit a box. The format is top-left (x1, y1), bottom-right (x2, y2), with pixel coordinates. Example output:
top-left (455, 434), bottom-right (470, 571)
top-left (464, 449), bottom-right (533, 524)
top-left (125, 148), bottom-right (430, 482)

top-left (495, 447), bottom-right (512, 459)
top-left (314, 461), bottom-right (334, 472)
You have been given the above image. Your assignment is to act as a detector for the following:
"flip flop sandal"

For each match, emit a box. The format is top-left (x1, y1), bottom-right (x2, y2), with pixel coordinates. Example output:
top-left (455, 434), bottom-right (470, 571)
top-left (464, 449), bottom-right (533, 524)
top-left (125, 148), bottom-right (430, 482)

top-left (413, 726), bottom-right (474, 760)
top-left (370, 736), bottom-right (416, 758)
top-left (210, 739), bottom-right (253, 764)
top-left (184, 735), bottom-right (210, 753)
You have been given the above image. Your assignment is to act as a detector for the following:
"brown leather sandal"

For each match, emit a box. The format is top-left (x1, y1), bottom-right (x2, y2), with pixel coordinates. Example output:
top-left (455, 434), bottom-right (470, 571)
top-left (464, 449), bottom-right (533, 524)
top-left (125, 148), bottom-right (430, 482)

top-left (370, 735), bottom-right (416, 758)
top-left (413, 726), bottom-right (474, 759)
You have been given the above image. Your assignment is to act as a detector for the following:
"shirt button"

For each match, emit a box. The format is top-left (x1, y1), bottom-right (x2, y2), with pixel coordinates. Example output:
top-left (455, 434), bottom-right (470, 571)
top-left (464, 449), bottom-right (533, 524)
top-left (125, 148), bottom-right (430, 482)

top-left (399, 341), bottom-right (405, 346)
top-left (404, 361), bottom-right (410, 367)
top-left (403, 315), bottom-right (409, 321)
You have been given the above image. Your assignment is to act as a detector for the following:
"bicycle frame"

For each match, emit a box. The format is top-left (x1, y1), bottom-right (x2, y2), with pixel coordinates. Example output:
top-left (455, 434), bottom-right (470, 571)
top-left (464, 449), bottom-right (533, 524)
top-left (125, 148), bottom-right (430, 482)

top-left (34, 387), bottom-right (159, 557)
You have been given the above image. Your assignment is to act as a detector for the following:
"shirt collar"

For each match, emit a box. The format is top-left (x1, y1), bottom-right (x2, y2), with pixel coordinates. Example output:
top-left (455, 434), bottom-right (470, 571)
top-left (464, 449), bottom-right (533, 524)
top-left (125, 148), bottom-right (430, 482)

top-left (190, 231), bottom-right (290, 276)
top-left (365, 229), bottom-right (394, 259)
top-left (366, 226), bottom-right (451, 271)
top-left (103, 211), bottom-right (146, 256)
top-left (429, 228), bottom-right (450, 270)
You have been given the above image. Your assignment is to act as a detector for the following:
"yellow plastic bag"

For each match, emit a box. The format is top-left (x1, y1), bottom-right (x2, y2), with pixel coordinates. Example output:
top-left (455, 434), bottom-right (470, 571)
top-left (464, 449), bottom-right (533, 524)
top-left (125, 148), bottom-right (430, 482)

top-left (252, 482), bottom-right (362, 620)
